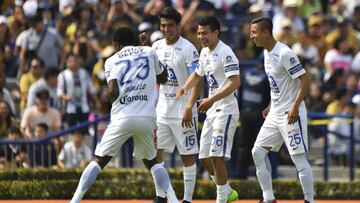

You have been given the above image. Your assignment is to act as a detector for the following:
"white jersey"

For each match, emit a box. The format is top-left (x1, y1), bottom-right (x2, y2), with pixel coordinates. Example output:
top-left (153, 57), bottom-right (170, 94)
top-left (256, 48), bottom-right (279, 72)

top-left (196, 40), bottom-right (240, 118)
top-left (264, 42), bottom-right (306, 115)
top-left (153, 37), bottom-right (199, 118)
top-left (104, 46), bottom-right (164, 120)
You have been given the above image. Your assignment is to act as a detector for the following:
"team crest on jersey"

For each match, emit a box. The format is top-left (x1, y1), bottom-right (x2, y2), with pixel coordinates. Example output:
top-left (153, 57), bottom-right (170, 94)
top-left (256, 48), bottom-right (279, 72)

top-left (289, 57), bottom-right (296, 65)
top-left (225, 55), bottom-right (233, 63)
top-left (165, 67), bottom-right (179, 87)
top-left (205, 72), bottom-right (219, 89)
top-left (193, 51), bottom-right (199, 58)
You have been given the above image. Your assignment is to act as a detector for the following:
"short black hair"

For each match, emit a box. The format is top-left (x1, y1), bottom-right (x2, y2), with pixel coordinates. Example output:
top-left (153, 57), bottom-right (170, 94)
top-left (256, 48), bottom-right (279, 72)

top-left (113, 27), bottom-right (138, 46)
top-left (35, 123), bottom-right (49, 132)
top-left (251, 17), bottom-right (273, 34)
top-left (198, 16), bottom-right (220, 33)
top-left (32, 57), bottom-right (45, 68)
top-left (44, 68), bottom-right (60, 80)
top-left (35, 88), bottom-right (50, 98)
top-left (7, 127), bottom-right (22, 137)
top-left (159, 7), bottom-right (181, 24)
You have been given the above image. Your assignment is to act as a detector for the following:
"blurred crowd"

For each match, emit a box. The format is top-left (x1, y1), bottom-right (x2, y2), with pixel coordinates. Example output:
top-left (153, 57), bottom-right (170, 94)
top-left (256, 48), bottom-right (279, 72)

top-left (0, 0), bottom-right (359, 170)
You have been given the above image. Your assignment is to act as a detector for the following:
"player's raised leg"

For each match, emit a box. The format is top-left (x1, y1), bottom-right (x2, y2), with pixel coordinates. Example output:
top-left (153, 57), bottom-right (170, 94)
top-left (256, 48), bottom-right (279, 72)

top-left (71, 156), bottom-right (112, 203)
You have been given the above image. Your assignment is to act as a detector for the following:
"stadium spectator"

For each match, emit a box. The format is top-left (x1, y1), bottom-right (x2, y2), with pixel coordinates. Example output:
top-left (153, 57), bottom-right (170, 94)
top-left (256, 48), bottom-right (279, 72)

top-left (6, 5), bottom-right (26, 38)
top-left (324, 37), bottom-right (353, 81)
top-left (326, 88), bottom-right (348, 115)
top-left (91, 46), bottom-right (114, 93)
top-left (19, 14), bottom-right (64, 75)
top-left (21, 89), bottom-right (61, 139)
top-left (107, 0), bottom-right (143, 30)
top-left (351, 51), bottom-right (360, 71)
top-left (0, 101), bottom-right (18, 140)
top-left (58, 130), bottom-right (92, 169)
top-left (27, 68), bottom-right (60, 108)
top-left (57, 53), bottom-right (98, 130)
top-left (0, 127), bottom-right (28, 168)
top-left (274, 18), bottom-right (298, 47)
top-left (325, 17), bottom-right (359, 55)
top-left (0, 71), bottom-right (16, 115)
top-left (292, 31), bottom-right (321, 79)
top-left (19, 57), bottom-right (44, 112)
top-left (307, 14), bottom-right (327, 69)
top-left (32, 123), bottom-right (57, 167)
top-left (272, 0), bottom-right (305, 36)
top-left (177, 16), bottom-right (240, 203)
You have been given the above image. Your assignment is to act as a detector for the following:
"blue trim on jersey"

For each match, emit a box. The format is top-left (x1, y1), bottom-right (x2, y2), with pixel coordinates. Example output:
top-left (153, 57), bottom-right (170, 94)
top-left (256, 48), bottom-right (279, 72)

top-left (223, 115), bottom-right (232, 156)
top-left (188, 62), bottom-right (199, 73)
top-left (194, 117), bottom-right (200, 149)
top-left (298, 116), bottom-right (308, 152)
top-left (289, 64), bottom-right (303, 75)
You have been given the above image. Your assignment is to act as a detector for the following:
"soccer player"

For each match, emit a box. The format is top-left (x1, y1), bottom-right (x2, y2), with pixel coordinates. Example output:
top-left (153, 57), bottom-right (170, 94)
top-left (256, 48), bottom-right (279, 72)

top-left (177, 16), bottom-right (240, 203)
top-left (249, 17), bottom-right (314, 203)
top-left (150, 7), bottom-right (201, 203)
top-left (70, 27), bottom-right (171, 203)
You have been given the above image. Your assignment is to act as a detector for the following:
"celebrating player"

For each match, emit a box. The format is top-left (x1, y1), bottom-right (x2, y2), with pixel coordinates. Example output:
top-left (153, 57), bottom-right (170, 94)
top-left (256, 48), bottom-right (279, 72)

top-left (177, 16), bottom-right (240, 203)
top-left (70, 27), bottom-right (171, 203)
top-left (151, 7), bottom-right (201, 203)
top-left (249, 17), bottom-right (314, 203)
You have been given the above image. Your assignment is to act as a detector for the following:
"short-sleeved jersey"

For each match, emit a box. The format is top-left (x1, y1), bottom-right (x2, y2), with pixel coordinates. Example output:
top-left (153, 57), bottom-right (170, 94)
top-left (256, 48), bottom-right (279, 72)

top-left (195, 40), bottom-right (240, 118)
top-left (152, 37), bottom-right (199, 118)
top-left (104, 46), bottom-right (164, 120)
top-left (264, 42), bottom-right (306, 115)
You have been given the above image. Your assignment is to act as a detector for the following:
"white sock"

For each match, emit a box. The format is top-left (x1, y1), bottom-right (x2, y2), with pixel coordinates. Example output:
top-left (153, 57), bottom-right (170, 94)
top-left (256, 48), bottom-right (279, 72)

top-left (151, 163), bottom-right (171, 197)
top-left (71, 161), bottom-right (101, 203)
top-left (252, 146), bottom-right (275, 201)
top-left (183, 164), bottom-right (197, 202)
top-left (152, 162), bottom-right (166, 198)
top-left (216, 183), bottom-right (231, 203)
top-left (291, 154), bottom-right (314, 203)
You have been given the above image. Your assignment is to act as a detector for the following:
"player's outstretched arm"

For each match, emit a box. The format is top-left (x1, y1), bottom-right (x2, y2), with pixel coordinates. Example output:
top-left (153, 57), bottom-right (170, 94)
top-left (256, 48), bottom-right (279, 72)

top-left (107, 79), bottom-right (119, 103)
top-left (176, 72), bottom-right (202, 99)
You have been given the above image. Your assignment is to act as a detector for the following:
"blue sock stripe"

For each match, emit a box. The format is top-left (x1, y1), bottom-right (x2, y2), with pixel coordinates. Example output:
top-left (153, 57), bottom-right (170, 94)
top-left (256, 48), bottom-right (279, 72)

top-left (298, 116), bottom-right (308, 152)
top-left (223, 115), bottom-right (232, 156)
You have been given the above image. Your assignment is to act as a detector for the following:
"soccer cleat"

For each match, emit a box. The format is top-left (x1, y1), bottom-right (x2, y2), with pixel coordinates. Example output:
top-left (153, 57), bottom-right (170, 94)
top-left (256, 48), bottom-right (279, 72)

top-left (304, 201), bottom-right (310, 203)
top-left (153, 196), bottom-right (167, 203)
top-left (226, 189), bottom-right (238, 203)
top-left (182, 201), bottom-right (191, 203)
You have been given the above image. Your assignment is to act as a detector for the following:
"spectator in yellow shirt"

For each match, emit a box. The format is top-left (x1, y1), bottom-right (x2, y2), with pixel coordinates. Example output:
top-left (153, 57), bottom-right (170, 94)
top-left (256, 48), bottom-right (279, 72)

top-left (19, 57), bottom-right (44, 111)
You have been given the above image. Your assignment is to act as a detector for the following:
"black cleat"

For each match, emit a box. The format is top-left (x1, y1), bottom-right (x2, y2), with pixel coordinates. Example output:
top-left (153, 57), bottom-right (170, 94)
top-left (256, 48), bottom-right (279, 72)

top-left (304, 201), bottom-right (310, 203)
top-left (183, 201), bottom-right (191, 203)
top-left (153, 196), bottom-right (167, 203)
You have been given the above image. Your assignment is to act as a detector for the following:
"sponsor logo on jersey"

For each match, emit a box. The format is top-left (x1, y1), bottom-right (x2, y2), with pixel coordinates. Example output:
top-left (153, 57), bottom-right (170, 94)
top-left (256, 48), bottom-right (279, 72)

top-left (124, 83), bottom-right (146, 94)
top-left (119, 94), bottom-right (148, 104)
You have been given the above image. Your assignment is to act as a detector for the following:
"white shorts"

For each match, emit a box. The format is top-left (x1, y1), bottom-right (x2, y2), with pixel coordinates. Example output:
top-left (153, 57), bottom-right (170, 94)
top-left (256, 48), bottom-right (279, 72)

top-left (95, 117), bottom-right (157, 160)
top-left (254, 108), bottom-right (308, 156)
top-left (199, 115), bottom-right (239, 160)
top-left (156, 116), bottom-right (199, 155)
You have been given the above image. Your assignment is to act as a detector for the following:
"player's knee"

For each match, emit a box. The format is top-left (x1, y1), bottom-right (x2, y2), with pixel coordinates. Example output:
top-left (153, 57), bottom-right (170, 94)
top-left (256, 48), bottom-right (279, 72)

top-left (290, 153), bottom-right (310, 170)
top-left (251, 146), bottom-right (267, 164)
top-left (94, 155), bottom-right (112, 169)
